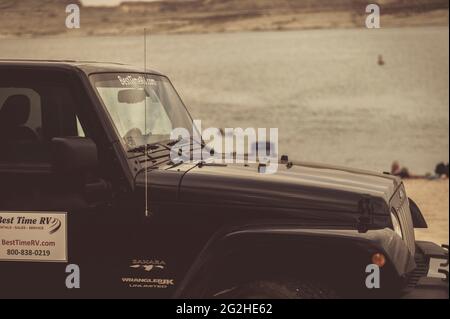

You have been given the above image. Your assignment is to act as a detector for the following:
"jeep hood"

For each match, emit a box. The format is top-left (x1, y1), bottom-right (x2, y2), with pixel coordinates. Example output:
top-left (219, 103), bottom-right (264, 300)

top-left (138, 161), bottom-right (399, 225)
top-left (181, 161), bottom-right (397, 213)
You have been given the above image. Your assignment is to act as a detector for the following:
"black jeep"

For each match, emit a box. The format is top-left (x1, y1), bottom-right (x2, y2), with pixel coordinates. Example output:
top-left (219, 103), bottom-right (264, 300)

top-left (0, 60), bottom-right (448, 299)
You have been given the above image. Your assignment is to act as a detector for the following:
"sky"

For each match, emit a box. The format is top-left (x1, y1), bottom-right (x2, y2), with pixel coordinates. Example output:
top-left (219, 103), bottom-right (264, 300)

top-left (81, 0), bottom-right (158, 6)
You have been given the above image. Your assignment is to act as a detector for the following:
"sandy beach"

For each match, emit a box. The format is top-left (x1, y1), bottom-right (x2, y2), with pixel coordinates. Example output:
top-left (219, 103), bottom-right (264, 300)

top-left (405, 179), bottom-right (449, 245)
top-left (0, 0), bottom-right (448, 38)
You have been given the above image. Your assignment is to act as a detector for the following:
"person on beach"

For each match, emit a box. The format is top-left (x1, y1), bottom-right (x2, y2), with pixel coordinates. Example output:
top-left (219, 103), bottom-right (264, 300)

top-left (391, 161), bottom-right (411, 178)
top-left (390, 161), bottom-right (449, 179)
top-left (435, 162), bottom-right (449, 178)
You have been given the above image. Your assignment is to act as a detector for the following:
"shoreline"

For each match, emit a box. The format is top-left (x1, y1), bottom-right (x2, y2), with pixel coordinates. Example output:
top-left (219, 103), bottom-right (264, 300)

top-left (0, 23), bottom-right (448, 41)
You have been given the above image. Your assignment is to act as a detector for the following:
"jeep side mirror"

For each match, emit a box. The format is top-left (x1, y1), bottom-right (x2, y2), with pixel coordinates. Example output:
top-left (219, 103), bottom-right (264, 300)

top-left (51, 137), bottom-right (98, 174)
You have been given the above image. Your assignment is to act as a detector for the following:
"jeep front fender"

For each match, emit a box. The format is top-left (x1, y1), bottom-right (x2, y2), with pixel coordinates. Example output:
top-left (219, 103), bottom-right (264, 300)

top-left (174, 226), bottom-right (414, 298)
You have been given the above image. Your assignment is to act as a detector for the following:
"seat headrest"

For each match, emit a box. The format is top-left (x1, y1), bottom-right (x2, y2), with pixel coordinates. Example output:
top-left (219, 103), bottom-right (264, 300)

top-left (0, 95), bottom-right (31, 127)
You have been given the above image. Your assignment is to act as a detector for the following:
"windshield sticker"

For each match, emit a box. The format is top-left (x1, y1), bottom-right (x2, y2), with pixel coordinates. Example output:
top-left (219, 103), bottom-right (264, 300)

top-left (0, 212), bottom-right (67, 262)
top-left (118, 75), bottom-right (156, 87)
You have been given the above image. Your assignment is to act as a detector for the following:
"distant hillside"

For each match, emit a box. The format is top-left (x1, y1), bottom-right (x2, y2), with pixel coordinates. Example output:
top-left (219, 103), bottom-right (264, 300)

top-left (0, 0), bottom-right (448, 37)
top-left (118, 0), bottom-right (449, 13)
top-left (0, 0), bottom-right (80, 11)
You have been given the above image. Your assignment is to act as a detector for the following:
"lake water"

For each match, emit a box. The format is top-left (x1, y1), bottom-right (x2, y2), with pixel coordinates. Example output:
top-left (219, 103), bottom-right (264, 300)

top-left (1, 27), bottom-right (448, 174)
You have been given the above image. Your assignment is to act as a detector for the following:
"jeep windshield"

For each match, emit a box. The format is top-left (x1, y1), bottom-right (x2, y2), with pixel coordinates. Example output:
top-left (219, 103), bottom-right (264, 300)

top-left (90, 73), bottom-right (193, 152)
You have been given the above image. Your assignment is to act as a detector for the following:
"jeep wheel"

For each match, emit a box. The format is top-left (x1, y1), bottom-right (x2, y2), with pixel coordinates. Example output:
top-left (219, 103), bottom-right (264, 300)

top-left (213, 280), bottom-right (338, 299)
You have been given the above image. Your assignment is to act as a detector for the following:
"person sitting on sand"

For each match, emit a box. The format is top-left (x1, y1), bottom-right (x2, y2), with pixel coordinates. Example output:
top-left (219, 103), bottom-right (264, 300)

top-left (391, 161), bottom-right (411, 179)
top-left (435, 162), bottom-right (449, 179)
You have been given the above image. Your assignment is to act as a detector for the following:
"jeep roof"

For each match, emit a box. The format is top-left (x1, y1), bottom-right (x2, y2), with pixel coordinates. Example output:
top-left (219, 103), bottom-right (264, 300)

top-left (0, 59), bottom-right (163, 76)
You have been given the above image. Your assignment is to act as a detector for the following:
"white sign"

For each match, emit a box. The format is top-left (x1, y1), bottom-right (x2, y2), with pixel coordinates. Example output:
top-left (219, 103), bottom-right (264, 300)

top-left (0, 212), bottom-right (67, 262)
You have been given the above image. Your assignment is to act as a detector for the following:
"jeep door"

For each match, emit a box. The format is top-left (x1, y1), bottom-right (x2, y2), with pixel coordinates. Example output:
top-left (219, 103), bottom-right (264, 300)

top-left (0, 67), bottom-right (120, 298)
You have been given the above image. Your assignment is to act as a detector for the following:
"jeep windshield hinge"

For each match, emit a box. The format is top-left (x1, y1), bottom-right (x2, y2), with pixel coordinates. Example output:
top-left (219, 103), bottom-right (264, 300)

top-left (357, 196), bottom-right (373, 233)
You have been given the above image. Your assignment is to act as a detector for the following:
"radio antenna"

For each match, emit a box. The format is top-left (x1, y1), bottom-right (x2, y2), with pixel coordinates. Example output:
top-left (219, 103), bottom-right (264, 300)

top-left (144, 27), bottom-right (149, 217)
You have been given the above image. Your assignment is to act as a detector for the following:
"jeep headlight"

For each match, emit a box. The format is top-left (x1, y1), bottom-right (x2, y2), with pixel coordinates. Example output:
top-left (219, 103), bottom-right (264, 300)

top-left (390, 210), bottom-right (403, 239)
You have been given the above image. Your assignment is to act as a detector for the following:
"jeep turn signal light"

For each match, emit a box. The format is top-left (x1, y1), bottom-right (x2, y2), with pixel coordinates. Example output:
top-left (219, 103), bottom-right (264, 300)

top-left (372, 253), bottom-right (386, 267)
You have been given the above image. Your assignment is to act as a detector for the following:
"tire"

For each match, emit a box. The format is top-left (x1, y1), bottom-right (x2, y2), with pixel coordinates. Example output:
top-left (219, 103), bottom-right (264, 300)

top-left (213, 280), bottom-right (338, 299)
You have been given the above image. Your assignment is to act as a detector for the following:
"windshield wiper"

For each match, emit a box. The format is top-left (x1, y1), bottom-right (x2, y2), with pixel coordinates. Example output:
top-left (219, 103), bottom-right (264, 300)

top-left (164, 136), bottom-right (205, 148)
top-left (127, 136), bottom-right (206, 158)
top-left (127, 137), bottom-right (184, 154)
top-left (127, 143), bottom-right (164, 154)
